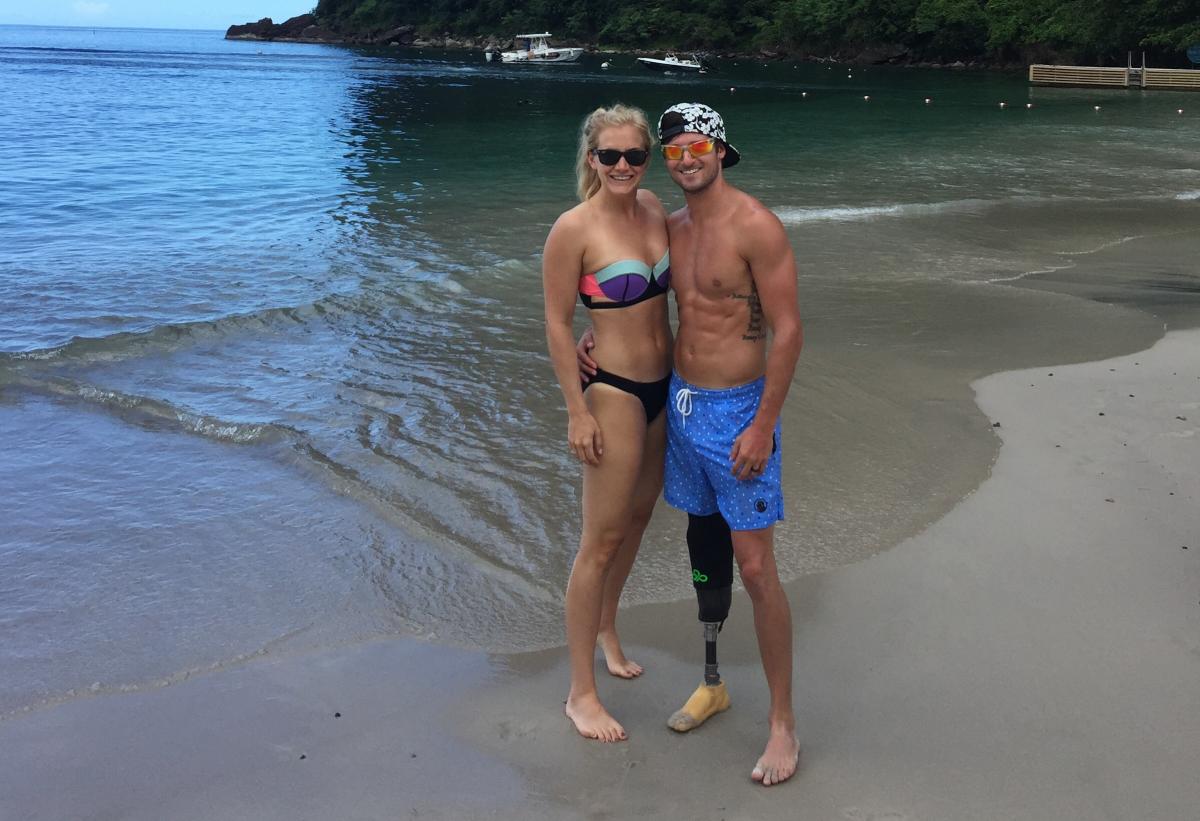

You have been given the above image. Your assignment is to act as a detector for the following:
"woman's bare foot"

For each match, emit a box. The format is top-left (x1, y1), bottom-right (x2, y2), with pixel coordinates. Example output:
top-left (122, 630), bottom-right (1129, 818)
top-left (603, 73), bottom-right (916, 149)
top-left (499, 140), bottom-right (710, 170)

top-left (564, 693), bottom-right (627, 742)
top-left (597, 630), bottom-right (643, 678)
top-left (750, 727), bottom-right (801, 786)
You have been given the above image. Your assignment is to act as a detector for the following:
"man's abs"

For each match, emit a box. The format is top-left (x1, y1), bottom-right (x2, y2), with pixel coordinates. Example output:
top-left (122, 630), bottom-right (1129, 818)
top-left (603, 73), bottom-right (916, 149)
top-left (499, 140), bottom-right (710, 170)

top-left (670, 218), bottom-right (766, 388)
top-left (674, 294), bottom-right (767, 388)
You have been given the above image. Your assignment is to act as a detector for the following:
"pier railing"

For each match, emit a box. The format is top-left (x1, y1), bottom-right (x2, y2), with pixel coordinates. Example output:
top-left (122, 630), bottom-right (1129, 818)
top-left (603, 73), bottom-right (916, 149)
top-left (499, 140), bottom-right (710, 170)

top-left (1143, 68), bottom-right (1200, 90)
top-left (1030, 63), bottom-right (1200, 91)
top-left (1029, 65), bottom-right (1131, 87)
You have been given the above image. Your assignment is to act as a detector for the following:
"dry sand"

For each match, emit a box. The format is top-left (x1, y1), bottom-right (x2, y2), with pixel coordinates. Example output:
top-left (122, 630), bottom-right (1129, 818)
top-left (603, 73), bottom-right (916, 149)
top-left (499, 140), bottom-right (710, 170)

top-left (2, 330), bottom-right (1197, 821)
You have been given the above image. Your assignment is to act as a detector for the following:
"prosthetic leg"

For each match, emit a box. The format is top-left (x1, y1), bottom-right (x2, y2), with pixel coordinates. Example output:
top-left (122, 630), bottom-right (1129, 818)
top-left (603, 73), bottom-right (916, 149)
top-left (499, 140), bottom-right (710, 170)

top-left (667, 512), bottom-right (735, 732)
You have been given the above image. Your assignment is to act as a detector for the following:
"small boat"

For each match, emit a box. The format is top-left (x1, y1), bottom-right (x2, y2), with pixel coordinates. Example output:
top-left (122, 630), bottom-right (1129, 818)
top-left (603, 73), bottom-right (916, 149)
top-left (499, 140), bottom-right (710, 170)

top-left (637, 53), bottom-right (706, 73)
top-left (486, 33), bottom-right (583, 64)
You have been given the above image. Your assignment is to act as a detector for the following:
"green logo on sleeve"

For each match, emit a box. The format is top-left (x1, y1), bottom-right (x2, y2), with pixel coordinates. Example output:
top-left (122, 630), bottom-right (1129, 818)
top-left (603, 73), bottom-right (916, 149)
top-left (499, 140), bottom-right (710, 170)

top-left (691, 569), bottom-right (708, 583)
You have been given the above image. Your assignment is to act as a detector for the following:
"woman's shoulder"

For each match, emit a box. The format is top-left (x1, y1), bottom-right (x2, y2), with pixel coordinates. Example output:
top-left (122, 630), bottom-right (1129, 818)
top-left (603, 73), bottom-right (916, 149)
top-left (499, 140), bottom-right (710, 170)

top-left (636, 189), bottom-right (669, 237)
top-left (545, 200), bottom-right (594, 257)
top-left (551, 199), bottom-right (593, 233)
top-left (548, 200), bottom-right (589, 237)
top-left (636, 187), bottom-right (666, 214)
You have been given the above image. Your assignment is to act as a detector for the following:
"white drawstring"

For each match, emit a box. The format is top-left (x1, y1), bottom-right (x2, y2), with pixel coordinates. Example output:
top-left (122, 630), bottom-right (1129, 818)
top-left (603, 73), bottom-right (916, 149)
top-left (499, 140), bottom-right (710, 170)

top-left (674, 387), bottom-right (696, 427)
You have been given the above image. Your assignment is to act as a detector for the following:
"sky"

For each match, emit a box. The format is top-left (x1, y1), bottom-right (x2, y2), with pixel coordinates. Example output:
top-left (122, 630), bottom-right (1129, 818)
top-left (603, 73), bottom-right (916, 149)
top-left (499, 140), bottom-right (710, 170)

top-left (0, 1), bottom-right (312, 31)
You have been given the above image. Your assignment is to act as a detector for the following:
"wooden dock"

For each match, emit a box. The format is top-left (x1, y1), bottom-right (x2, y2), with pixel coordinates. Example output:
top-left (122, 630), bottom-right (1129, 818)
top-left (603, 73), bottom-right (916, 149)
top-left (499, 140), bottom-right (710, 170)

top-left (1030, 63), bottom-right (1200, 91)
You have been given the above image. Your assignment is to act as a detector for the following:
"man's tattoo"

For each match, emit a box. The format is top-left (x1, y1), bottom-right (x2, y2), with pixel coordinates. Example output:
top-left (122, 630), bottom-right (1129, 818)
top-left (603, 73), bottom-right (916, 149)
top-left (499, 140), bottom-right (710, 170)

top-left (731, 286), bottom-right (766, 341)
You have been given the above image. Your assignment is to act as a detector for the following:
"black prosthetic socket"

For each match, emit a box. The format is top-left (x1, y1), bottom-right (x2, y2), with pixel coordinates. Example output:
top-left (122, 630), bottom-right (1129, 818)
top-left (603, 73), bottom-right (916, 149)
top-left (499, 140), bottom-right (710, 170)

top-left (687, 512), bottom-right (734, 625)
top-left (687, 512), bottom-right (734, 686)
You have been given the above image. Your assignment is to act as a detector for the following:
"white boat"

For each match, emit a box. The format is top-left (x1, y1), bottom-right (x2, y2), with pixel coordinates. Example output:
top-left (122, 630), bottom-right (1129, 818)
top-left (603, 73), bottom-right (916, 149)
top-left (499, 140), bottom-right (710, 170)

top-left (637, 53), bottom-right (706, 73)
top-left (486, 33), bottom-right (583, 64)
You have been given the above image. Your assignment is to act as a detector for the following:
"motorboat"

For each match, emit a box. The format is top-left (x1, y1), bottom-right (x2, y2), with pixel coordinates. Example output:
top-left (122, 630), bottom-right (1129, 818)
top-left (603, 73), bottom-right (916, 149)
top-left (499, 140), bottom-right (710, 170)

top-left (637, 53), bottom-right (706, 73)
top-left (486, 33), bottom-right (583, 64)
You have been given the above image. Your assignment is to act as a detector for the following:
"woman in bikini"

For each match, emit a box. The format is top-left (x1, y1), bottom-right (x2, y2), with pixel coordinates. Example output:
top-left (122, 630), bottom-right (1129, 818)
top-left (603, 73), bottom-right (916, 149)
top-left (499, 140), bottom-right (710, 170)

top-left (542, 104), bottom-right (672, 742)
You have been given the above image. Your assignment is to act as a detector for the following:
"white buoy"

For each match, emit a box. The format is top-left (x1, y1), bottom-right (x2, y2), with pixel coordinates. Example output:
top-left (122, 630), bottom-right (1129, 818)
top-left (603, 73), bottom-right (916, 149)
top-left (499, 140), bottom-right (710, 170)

top-left (601, 61), bottom-right (609, 69)
top-left (999, 102), bottom-right (1007, 108)
top-left (924, 97), bottom-right (931, 104)
top-left (729, 87), bottom-right (736, 93)
top-left (1094, 105), bottom-right (1101, 111)
top-left (1026, 103), bottom-right (1033, 109)
top-left (1178, 108), bottom-right (1184, 114)
top-left (801, 92), bottom-right (808, 98)
top-left (863, 95), bottom-right (870, 101)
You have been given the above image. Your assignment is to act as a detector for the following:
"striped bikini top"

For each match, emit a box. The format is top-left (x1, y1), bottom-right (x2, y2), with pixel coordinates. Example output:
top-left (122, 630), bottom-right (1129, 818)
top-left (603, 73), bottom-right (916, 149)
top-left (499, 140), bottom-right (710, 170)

top-left (579, 249), bottom-right (670, 310)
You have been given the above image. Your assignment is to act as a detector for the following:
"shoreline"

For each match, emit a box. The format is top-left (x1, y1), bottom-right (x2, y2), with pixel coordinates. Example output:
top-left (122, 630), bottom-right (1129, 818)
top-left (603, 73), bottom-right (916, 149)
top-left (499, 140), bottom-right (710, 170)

top-left (0, 237), bottom-right (1177, 718)
top-left (222, 16), bottom-right (1034, 70)
top-left (4, 328), bottom-right (1196, 819)
top-left (0, 215), bottom-right (1181, 719)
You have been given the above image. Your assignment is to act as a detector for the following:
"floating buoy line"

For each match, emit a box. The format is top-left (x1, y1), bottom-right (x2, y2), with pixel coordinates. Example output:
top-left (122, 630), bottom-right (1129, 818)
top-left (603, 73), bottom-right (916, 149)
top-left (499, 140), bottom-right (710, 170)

top-left (587, 58), bottom-right (1190, 119)
top-left (781, 89), bottom-right (1187, 117)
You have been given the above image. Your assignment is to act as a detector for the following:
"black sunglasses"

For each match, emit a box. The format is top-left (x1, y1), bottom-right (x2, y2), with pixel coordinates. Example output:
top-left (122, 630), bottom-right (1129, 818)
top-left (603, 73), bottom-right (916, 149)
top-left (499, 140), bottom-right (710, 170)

top-left (591, 147), bottom-right (649, 167)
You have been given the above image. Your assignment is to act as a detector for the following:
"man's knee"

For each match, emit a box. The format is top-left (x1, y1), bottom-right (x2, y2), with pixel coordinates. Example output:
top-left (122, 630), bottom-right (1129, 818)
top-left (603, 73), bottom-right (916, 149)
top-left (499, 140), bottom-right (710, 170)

top-left (732, 530), bottom-right (779, 599)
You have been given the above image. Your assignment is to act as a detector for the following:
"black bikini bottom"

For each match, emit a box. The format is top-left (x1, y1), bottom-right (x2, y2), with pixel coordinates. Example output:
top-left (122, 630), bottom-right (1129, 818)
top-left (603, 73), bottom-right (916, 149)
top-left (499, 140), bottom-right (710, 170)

top-left (584, 367), bottom-right (670, 423)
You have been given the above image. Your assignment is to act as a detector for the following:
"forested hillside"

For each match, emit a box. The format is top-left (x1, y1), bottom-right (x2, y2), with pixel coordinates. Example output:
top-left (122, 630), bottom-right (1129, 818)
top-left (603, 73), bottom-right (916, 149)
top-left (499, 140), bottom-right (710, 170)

top-left (312, 0), bottom-right (1200, 64)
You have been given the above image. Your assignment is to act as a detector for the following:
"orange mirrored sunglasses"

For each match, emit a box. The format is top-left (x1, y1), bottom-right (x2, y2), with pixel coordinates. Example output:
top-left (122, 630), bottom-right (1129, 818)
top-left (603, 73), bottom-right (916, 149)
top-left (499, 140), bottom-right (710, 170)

top-left (660, 138), bottom-right (718, 161)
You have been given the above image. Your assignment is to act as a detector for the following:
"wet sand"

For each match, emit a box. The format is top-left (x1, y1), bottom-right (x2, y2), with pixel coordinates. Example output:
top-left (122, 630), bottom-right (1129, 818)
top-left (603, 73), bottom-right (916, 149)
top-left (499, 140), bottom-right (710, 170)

top-left (2, 330), bottom-right (1197, 821)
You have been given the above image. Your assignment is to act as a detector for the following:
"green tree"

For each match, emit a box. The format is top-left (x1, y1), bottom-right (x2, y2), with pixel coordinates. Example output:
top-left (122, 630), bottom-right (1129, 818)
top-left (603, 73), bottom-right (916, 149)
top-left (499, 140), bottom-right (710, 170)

top-left (311, 0), bottom-right (1200, 64)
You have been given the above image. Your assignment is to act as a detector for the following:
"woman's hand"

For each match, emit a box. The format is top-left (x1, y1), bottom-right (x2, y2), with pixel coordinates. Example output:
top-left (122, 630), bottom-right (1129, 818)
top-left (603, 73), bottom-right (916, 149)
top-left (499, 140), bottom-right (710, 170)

top-left (568, 411), bottom-right (604, 466)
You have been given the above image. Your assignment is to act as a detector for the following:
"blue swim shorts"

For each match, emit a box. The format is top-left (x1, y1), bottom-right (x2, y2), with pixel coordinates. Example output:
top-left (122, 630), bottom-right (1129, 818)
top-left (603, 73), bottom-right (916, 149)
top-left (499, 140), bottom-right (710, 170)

top-left (664, 372), bottom-right (784, 531)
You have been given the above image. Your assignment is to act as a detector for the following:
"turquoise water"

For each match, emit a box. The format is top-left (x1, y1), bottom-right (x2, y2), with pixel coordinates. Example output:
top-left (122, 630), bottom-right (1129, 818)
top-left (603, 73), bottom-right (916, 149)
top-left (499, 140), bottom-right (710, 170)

top-left (2, 26), bottom-right (1197, 715)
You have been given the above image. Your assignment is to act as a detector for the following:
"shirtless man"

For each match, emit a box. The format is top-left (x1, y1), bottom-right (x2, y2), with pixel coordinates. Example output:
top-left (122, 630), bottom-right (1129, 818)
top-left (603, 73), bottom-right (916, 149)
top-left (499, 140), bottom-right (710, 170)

top-left (582, 103), bottom-right (804, 784)
top-left (656, 102), bottom-right (804, 787)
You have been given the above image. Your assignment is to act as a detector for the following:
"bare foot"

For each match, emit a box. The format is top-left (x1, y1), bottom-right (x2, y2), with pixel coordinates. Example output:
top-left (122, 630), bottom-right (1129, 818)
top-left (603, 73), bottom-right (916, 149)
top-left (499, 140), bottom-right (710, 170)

top-left (597, 630), bottom-right (643, 678)
top-left (564, 694), bottom-right (627, 743)
top-left (750, 727), bottom-right (800, 786)
top-left (666, 681), bottom-right (731, 732)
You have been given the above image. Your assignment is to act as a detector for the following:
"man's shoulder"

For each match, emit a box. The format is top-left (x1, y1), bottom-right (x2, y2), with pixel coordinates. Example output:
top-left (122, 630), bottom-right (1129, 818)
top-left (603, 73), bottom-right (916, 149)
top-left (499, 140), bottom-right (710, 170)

top-left (730, 189), bottom-right (780, 228)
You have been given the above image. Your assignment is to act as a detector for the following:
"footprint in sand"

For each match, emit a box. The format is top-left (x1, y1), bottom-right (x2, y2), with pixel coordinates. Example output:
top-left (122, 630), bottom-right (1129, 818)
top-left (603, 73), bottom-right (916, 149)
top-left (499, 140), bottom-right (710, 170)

top-left (496, 719), bottom-right (538, 741)
top-left (841, 808), bottom-right (912, 821)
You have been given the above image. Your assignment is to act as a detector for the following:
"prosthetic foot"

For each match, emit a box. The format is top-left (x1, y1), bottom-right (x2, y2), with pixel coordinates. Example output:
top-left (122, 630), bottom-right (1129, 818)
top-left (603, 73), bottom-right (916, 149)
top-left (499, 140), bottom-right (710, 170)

top-left (667, 513), bottom-right (735, 733)
top-left (668, 677), bottom-right (731, 732)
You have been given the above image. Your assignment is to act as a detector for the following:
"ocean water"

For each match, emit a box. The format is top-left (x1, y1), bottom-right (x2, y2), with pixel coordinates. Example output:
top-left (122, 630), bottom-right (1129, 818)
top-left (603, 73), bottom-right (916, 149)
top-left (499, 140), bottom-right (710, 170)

top-left (2, 25), bottom-right (1198, 715)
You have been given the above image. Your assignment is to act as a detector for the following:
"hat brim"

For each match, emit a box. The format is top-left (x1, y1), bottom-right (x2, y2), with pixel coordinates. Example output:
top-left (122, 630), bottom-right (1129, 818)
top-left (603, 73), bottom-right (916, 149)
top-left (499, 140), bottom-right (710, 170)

top-left (721, 143), bottom-right (740, 168)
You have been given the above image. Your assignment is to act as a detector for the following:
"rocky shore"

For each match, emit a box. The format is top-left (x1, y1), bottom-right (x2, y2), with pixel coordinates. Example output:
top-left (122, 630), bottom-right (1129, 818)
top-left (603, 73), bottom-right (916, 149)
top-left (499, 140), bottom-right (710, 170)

top-left (224, 13), bottom-right (1038, 68)
top-left (224, 14), bottom-right (507, 51)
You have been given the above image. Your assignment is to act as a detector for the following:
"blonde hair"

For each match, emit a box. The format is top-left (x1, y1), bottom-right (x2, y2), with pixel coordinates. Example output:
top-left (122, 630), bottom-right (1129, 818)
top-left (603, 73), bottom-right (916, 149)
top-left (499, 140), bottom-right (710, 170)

top-left (575, 104), bottom-right (654, 202)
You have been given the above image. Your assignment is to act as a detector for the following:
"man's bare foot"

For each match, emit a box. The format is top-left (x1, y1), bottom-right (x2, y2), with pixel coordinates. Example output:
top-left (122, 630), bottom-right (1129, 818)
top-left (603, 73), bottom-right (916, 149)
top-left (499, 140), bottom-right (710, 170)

top-left (597, 630), bottom-right (643, 678)
top-left (666, 681), bottom-right (731, 732)
top-left (750, 727), bottom-right (800, 786)
top-left (564, 694), bottom-right (627, 742)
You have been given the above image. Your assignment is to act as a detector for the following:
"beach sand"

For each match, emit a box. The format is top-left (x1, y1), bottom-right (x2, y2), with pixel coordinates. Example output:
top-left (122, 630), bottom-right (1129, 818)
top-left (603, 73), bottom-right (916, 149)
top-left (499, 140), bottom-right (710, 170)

top-left (2, 330), bottom-right (1197, 821)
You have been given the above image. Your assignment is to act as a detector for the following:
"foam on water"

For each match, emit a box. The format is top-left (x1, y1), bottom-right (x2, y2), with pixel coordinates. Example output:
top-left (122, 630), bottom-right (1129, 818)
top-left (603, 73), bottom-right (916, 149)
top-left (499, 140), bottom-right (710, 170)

top-left (774, 199), bottom-right (989, 224)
